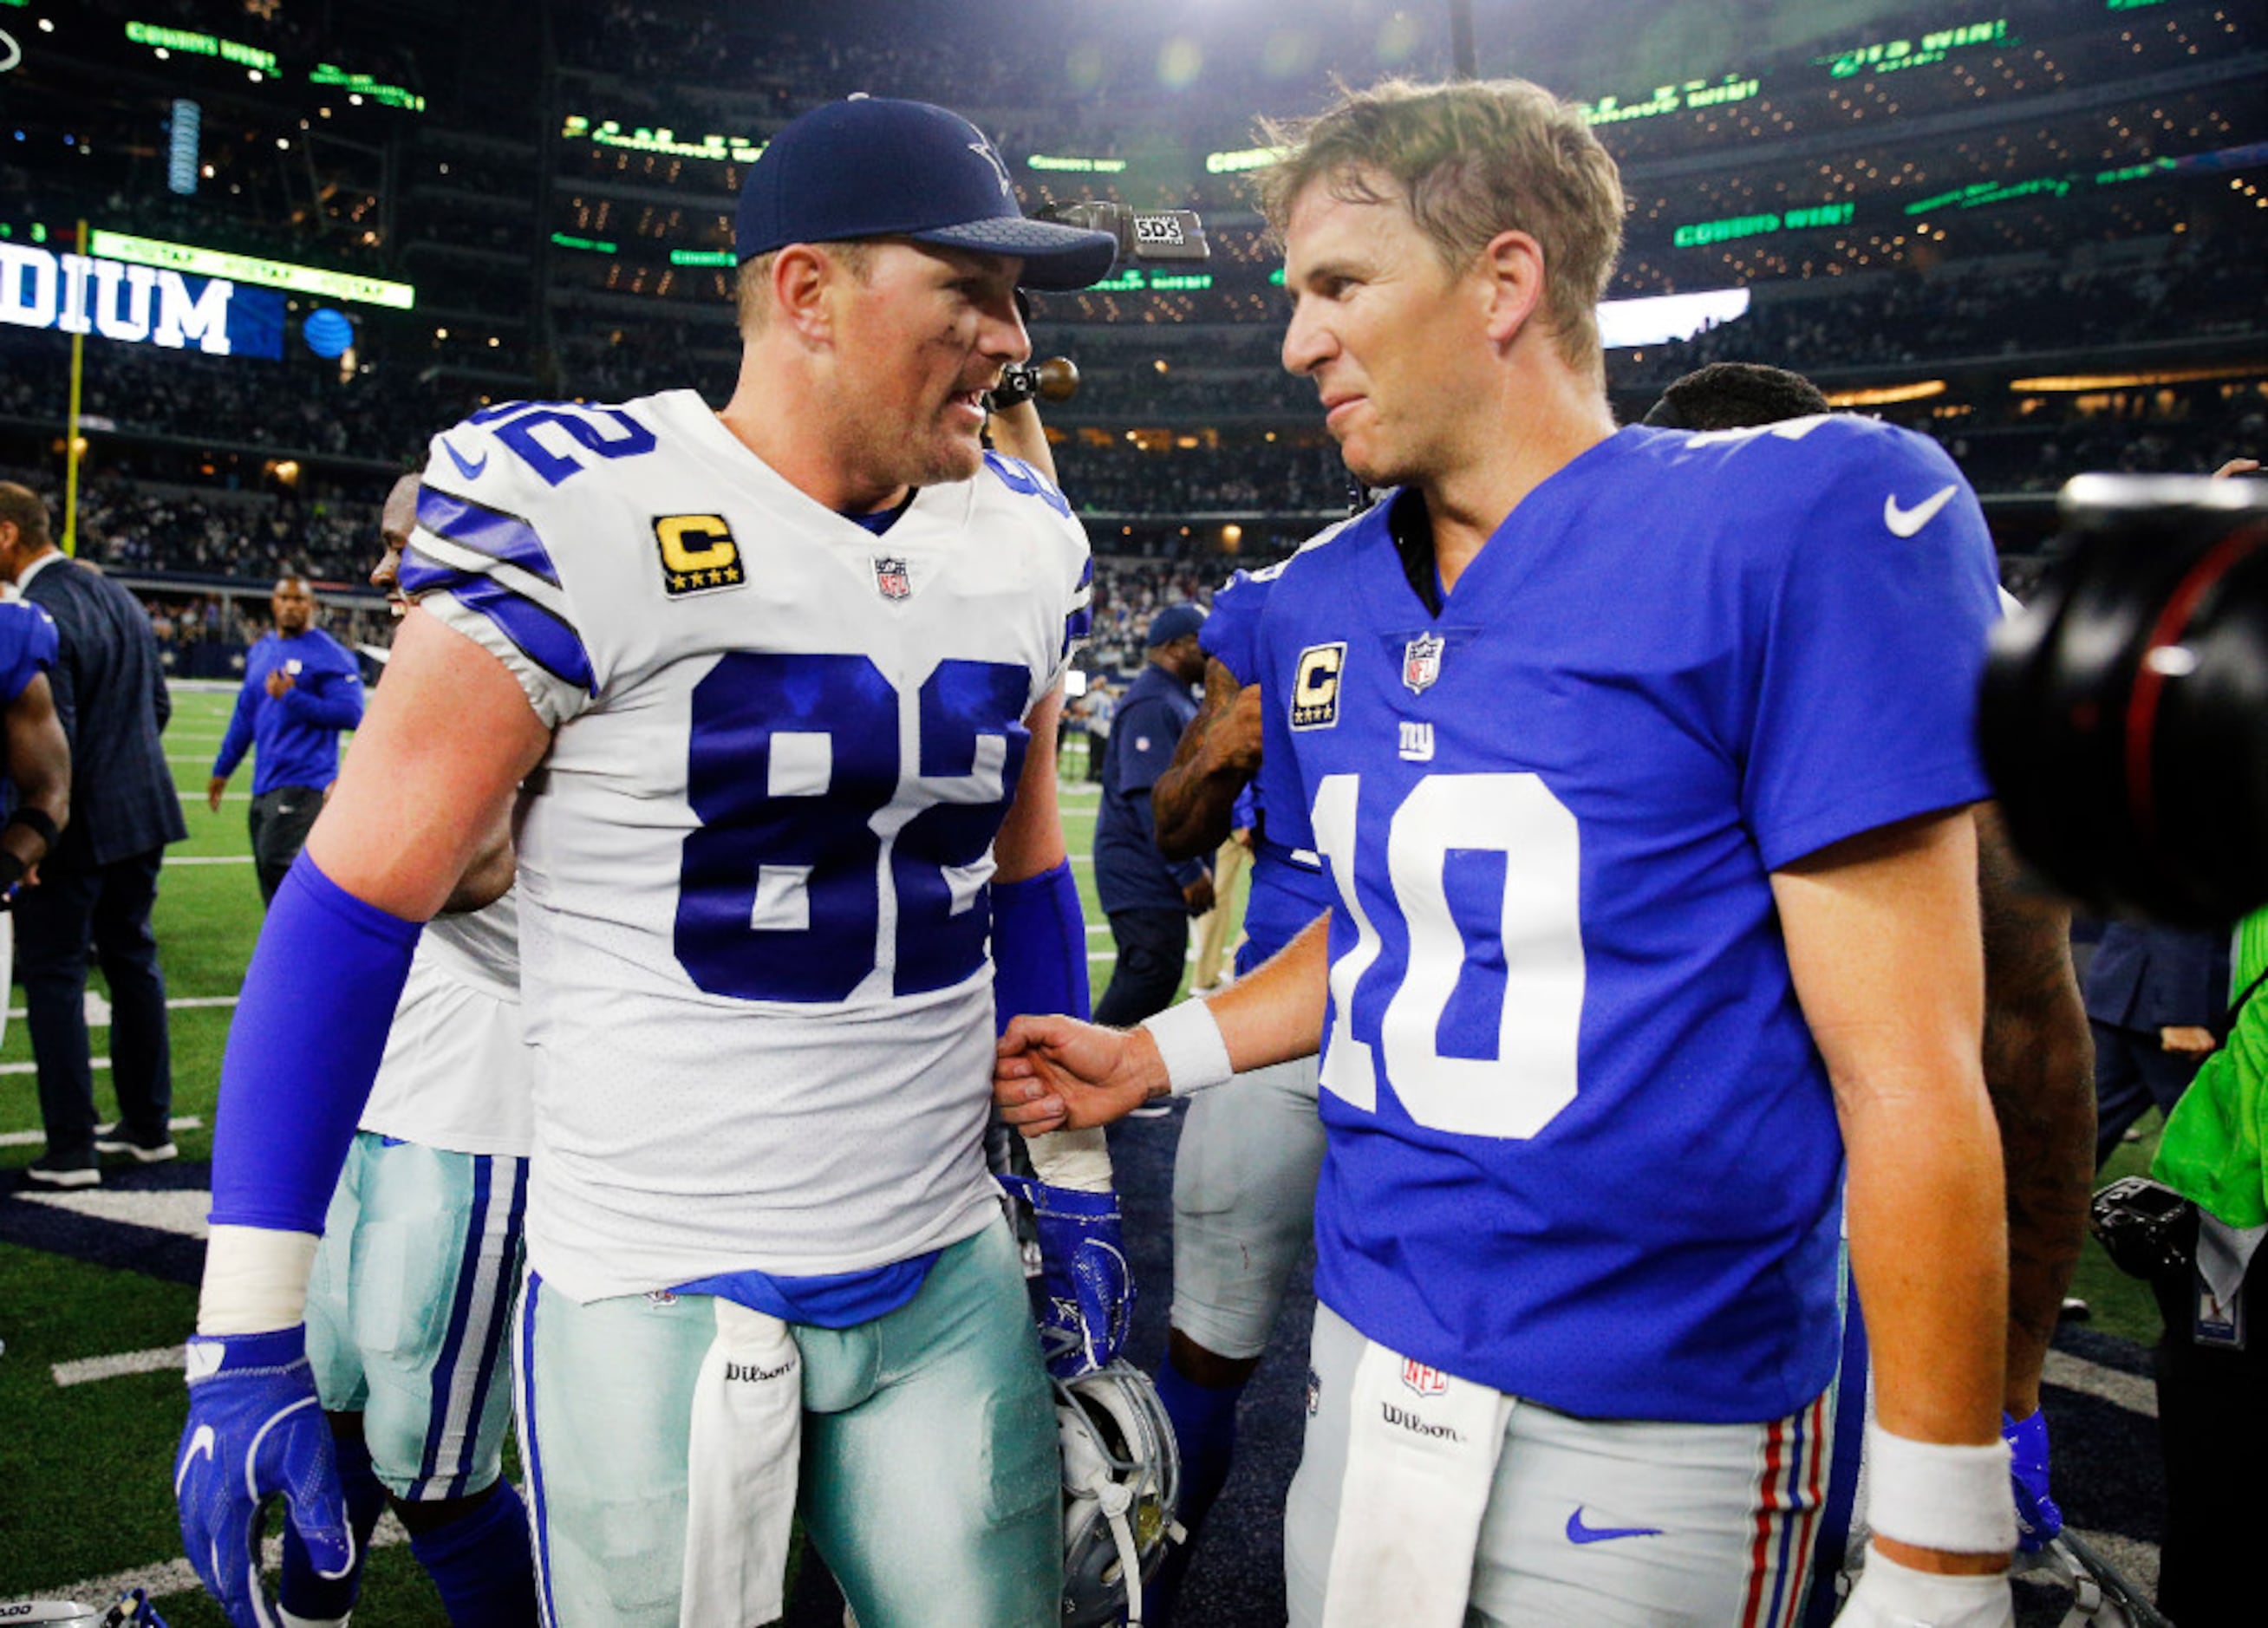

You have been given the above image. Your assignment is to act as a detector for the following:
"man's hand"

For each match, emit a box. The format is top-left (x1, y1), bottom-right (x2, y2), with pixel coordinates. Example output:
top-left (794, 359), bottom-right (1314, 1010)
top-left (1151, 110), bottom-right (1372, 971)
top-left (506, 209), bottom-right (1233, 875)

top-left (2159, 1025), bottom-right (2217, 1057)
top-left (1182, 874), bottom-right (1215, 916)
top-left (1837, 1547), bottom-right (2012, 1626)
top-left (2002, 1409), bottom-right (2062, 1553)
top-left (998, 1175), bottom-right (1135, 1377)
top-left (176, 1327), bottom-right (355, 1627)
top-left (206, 776), bottom-right (228, 814)
top-left (264, 668), bottom-right (296, 700)
top-left (996, 1016), bottom-right (1169, 1134)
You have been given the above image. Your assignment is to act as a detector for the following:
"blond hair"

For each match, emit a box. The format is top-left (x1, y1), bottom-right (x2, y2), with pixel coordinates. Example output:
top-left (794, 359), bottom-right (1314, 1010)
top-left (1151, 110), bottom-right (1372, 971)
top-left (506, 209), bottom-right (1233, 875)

top-left (1258, 78), bottom-right (1625, 373)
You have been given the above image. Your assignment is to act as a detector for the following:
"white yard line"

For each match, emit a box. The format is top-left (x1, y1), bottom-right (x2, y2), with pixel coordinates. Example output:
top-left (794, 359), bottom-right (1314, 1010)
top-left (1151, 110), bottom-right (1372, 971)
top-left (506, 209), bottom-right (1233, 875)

top-left (0, 1115), bottom-right (203, 1150)
top-left (53, 1344), bottom-right (186, 1387)
top-left (3, 996), bottom-right (237, 1023)
top-left (167, 854), bottom-right (256, 865)
top-left (43, 1514), bottom-right (411, 1608)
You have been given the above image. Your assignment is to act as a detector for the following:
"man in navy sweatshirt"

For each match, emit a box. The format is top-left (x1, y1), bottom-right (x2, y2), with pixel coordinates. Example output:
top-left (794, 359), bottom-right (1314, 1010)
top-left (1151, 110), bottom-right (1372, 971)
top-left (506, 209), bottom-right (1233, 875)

top-left (209, 573), bottom-right (365, 903)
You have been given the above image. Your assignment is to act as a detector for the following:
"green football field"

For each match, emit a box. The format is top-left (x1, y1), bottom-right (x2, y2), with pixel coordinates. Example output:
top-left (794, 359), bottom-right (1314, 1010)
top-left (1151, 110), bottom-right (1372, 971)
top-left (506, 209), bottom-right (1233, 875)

top-left (0, 684), bottom-right (2167, 1618)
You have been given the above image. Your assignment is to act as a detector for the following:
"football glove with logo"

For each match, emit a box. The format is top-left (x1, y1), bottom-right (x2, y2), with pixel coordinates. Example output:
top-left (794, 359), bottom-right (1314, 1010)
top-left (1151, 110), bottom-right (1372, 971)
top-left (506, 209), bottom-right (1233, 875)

top-left (2002, 1408), bottom-right (2063, 1553)
top-left (1000, 1175), bottom-right (1135, 1378)
top-left (175, 1327), bottom-right (355, 1628)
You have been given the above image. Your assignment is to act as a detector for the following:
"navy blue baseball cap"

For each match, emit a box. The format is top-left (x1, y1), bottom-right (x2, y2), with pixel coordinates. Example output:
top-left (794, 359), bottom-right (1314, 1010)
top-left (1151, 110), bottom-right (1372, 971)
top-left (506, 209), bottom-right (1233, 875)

top-left (1148, 603), bottom-right (1207, 646)
top-left (735, 98), bottom-right (1118, 290)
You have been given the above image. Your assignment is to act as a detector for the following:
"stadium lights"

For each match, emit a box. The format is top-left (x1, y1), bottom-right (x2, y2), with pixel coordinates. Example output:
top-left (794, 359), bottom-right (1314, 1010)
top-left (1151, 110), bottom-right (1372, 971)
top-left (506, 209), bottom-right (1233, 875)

top-left (88, 229), bottom-right (415, 309)
top-left (1596, 288), bottom-right (1752, 349)
top-left (1826, 381), bottom-right (1948, 407)
top-left (2009, 364), bottom-right (2267, 392)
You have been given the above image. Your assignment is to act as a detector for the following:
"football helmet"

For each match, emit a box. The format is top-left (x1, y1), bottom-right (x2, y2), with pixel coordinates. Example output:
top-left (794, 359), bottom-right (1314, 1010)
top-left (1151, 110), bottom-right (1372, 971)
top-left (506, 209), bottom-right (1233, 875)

top-left (1056, 1361), bottom-right (1183, 1628)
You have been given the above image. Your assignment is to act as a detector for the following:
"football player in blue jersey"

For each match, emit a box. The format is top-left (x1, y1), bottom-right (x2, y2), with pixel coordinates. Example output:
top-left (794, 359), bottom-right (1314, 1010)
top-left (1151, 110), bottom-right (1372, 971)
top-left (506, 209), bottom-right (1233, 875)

top-left (1641, 364), bottom-right (2095, 1616)
top-left (174, 99), bottom-right (1128, 1628)
top-left (1000, 79), bottom-right (2022, 1627)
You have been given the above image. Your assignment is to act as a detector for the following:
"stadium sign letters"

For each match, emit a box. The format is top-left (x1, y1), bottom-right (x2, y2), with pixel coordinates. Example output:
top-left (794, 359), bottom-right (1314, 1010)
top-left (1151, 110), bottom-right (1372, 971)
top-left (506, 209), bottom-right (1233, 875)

top-left (1819, 18), bottom-right (2008, 78)
top-left (1580, 76), bottom-right (1759, 127)
top-left (0, 244), bottom-right (285, 358)
top-left (561, 115), bottom-right (762, 165)
top-left (88, 230), bottom-right (415, 309)
top-left (124, 20), bottom-right (277, 71)
top-left (1027, 154), bottom-right (1128, 173)
top-left (1673, 202), bottom-right (1854, 248)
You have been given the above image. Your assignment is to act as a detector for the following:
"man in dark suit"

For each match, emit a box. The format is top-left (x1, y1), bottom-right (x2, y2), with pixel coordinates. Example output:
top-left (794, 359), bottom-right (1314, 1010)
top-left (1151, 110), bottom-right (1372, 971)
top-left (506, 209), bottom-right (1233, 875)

top-left (2084, 918), bottom-right (2232, 1168)
top-left (0, 483), bottom-right (189, 1188)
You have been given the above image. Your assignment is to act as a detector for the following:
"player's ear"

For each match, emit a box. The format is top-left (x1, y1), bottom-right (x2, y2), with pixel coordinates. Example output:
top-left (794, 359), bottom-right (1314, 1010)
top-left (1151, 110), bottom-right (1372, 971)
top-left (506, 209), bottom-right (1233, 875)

top-left (770, 244), bottom-right (835, 342)
top-left (1476, 228), bottom-right (1545, 348)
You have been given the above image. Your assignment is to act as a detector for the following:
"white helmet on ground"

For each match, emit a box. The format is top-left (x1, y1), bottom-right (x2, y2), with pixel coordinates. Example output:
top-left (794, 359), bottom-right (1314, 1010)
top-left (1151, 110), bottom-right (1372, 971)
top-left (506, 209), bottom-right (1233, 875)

top-left (1056, 1361), bottom-right (1183, 1628)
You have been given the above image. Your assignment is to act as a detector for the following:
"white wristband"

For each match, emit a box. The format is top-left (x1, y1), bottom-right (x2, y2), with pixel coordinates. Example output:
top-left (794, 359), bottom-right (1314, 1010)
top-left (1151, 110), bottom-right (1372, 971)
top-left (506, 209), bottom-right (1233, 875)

top-left (1140, 998), bottom-right (1235, 1097)
top-left (197, 1224), bottom-right (319, 1336)
top-left (1864, 1423), bottom-right (2017, 1554)
top-left (1027, 1126), bottom-right (1114, 1193)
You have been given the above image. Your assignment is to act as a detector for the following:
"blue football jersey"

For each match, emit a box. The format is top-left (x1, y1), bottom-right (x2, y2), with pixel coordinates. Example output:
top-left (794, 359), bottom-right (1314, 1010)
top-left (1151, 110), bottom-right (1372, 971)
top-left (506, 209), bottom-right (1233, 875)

top-left (1202, 559), bottom-right (1335, 972)
top-left (1253, 415), bottom-right (1999, 1423)
top-left (0, 599), bottom-right (57, 705)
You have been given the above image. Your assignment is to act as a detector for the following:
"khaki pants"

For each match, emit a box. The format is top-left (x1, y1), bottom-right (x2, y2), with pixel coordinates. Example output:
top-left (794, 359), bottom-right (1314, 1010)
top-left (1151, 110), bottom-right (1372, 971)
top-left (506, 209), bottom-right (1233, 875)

top-left (1189, 834), bottom-right (1249, 989)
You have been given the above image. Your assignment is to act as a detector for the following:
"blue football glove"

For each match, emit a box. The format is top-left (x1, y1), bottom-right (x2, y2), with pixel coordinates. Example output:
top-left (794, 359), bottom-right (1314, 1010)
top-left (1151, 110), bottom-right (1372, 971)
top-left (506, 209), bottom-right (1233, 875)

top-left (1000, 1175), bottom-right (1135, 1378)
top-left (2002, 1408), bottom-right (2062, 1553)
top-left (175, 1327), bottom-right (355, 1628)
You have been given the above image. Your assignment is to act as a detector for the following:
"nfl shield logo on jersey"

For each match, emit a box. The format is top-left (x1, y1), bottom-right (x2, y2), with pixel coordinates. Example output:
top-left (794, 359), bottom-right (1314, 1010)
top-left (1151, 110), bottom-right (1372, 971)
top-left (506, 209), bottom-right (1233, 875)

top-left (1401, 1358), bottom-right (1449, 1398)
top-left (1402, 633), bottom-right (1444, 694)
top-left (874, 557), bottom-right (912, 600)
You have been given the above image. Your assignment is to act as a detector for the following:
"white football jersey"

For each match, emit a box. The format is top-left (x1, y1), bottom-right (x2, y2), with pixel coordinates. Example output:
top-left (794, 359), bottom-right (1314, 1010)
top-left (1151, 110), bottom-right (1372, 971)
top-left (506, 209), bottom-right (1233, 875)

top-left (358, 889), bottom-right (532, 1158)
top-left (406, 390), bottom-right (1092, 1302)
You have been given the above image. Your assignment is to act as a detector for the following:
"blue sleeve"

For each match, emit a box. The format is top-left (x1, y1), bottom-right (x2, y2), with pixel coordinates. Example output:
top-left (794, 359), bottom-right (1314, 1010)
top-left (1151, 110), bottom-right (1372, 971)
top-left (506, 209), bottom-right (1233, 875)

top-left (0, 603), bottom-right (55, 703)
top-left (212, 654), bottom-right (261, 779)
top-left (1255, 597), bottom-right (1317, 856)
top-left (992, 859), bottom-right (1091, 1032)
top-left (1742, 427), bottom-right (2000, 870)
top-left (210, 854), bottom-right (422, 1234)
top-left (1201, 570), bottom-right (1268, 685)
top-left (277, 651), bottom-right (366, 732)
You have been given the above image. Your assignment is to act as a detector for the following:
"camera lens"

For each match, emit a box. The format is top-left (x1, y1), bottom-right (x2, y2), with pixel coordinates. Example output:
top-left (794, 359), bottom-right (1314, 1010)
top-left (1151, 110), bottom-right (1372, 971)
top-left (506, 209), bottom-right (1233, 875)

top-left (1981, 473), bottom-right (2268, 925)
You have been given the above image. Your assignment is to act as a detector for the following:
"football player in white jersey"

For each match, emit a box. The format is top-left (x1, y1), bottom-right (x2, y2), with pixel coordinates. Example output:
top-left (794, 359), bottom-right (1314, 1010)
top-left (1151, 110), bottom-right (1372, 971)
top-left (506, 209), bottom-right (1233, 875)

top-left (174, 99), bottom-right (1127, 1628)
top-left (275, 473), bottom-right (536, 1628)
top-left (1001, 79), bottom-right (2022, 1627)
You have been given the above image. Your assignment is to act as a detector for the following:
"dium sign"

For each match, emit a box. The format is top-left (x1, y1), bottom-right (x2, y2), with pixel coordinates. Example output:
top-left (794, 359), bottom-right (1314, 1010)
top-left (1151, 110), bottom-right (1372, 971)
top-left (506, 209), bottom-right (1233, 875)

top-left (0, 244), bottom-right (285, 358)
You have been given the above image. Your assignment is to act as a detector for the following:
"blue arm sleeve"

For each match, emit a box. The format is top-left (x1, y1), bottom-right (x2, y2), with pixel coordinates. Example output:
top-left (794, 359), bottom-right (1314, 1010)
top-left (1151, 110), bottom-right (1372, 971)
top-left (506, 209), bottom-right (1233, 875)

top-left (212, 669), bottom-right (259, 780)
top-left (992, 858), bottom-right (1091, 1033)
top-left (278, 669), bottom-right (366, 732)
top-left (209, 853), bottom-right (422, 1233)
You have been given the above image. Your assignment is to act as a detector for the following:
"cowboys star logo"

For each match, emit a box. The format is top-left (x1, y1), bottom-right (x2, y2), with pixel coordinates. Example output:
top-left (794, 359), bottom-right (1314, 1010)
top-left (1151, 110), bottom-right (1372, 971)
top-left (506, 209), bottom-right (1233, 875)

top-left (968, 140), bottom-right (1013, 198)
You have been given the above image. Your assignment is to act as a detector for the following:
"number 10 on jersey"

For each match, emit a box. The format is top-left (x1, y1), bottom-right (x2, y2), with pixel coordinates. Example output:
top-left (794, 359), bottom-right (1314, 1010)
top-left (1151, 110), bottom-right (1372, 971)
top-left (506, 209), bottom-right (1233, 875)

top-left (1310, 772), bottom-right (1586, 1141)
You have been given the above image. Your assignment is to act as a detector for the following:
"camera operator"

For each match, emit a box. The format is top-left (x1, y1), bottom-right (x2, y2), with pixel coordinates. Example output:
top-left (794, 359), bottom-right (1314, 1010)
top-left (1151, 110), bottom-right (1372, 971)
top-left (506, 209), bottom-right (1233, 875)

top-left (2134, 902), bottom-right (2265, 1621)
top-left (1985, 452), bottom-right (2265, 1621)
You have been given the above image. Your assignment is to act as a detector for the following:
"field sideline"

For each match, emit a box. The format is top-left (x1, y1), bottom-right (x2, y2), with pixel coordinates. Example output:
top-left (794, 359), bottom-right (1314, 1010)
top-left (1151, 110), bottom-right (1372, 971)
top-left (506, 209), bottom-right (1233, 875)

top-left (0, 683), bottom-right (2167, 1618)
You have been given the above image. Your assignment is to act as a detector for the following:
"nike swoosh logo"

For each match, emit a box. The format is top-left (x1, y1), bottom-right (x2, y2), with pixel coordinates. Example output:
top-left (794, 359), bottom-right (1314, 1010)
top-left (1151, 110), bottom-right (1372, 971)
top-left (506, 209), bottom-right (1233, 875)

top-left (175, 1423), bottom-right (216, 1494)
top-left (1566, 1508), bottom-right (1664, 1544)
top-left (439, 437), bottom-right (488, 480)
top-left (1883, 483), bottom-right (1958, 537)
